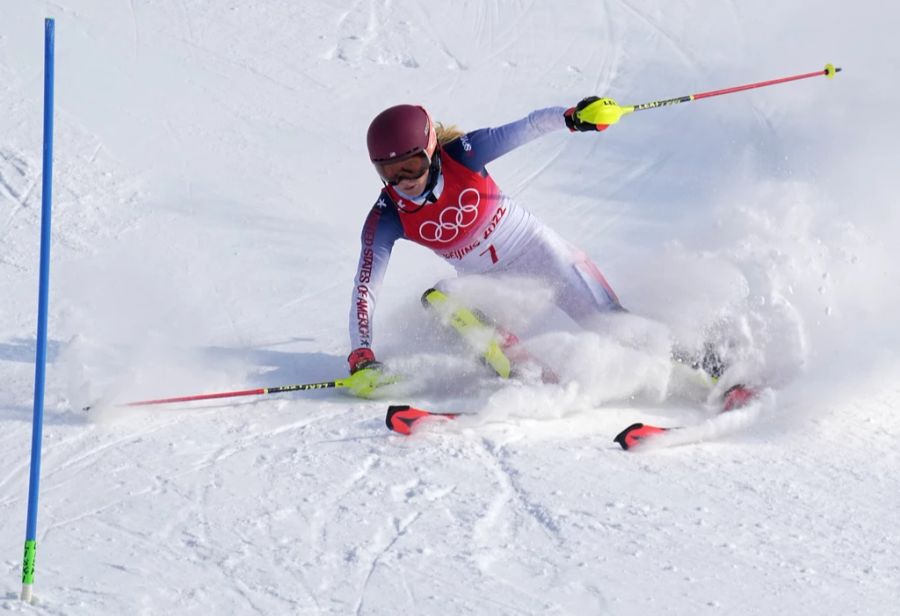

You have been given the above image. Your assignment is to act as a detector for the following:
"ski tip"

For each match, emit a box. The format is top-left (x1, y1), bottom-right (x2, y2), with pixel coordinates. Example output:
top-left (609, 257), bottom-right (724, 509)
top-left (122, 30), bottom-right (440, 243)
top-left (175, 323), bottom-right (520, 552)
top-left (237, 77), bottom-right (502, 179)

top-left (386, 405), bottom-right (457, 435)
top-left (614, 422), bottom-right (668, 451)
top-left (81, 397), bottom-right (111, 413)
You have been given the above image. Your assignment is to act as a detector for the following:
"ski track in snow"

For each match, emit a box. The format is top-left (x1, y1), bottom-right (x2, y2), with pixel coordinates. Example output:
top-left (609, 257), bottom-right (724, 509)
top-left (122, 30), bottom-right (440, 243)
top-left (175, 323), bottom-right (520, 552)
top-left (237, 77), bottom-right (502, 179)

top-left (2, 0), bottom-right (899, 614)
top-left (477, 437), bottom-right (563, 542)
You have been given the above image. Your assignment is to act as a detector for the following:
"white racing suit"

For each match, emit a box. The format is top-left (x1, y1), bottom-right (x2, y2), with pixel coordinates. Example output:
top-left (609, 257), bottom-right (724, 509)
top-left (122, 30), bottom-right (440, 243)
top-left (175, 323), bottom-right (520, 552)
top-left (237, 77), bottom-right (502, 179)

top-left (349, 107), bottom-right (621, 352)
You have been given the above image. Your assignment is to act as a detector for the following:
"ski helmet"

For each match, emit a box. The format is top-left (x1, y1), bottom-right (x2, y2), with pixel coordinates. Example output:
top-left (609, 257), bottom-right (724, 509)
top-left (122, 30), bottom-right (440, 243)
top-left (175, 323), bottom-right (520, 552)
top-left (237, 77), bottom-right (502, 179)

top-left (367, 104), bottom-right (437, 165)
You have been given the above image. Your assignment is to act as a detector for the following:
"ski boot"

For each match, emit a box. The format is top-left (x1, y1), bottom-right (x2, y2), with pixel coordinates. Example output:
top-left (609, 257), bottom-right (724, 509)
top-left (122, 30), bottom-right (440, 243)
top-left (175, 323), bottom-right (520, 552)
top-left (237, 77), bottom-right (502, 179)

top-left (672, 342), bottom-right (755, 412)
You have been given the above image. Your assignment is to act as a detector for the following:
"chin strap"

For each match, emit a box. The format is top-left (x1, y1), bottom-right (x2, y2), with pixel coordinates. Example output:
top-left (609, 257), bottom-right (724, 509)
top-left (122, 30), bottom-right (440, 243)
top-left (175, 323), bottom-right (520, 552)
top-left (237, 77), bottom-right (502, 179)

top-left (421, 149), bottom-right (442, 203)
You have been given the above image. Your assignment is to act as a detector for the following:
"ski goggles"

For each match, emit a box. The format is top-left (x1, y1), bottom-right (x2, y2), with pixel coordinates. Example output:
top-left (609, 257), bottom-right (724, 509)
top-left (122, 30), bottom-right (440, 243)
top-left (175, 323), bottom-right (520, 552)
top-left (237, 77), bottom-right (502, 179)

top-left (375, 152), bottom-right (431, 185)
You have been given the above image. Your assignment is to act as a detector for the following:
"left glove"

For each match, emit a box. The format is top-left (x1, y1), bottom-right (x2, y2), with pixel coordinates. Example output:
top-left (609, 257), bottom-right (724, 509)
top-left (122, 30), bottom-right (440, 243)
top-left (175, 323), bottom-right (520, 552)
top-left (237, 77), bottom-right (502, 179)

top-left (345, 348), bottom-right (397, 398)
top-left (347, 347), bottom-right (382, 374)
top-left (564, 96), bottom-right (613, 132)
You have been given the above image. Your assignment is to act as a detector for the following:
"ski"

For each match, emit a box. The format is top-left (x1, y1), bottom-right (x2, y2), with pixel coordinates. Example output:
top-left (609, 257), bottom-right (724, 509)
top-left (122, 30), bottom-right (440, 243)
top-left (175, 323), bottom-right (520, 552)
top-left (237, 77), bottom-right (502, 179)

top-left (613, 384), bottom-right (758, 451)
top-left (613, 423), bottom-right (672, 450)
top-left (386, 405), bottom-right (459, 435)
top-left (386, 386), bottom-right (758, 444)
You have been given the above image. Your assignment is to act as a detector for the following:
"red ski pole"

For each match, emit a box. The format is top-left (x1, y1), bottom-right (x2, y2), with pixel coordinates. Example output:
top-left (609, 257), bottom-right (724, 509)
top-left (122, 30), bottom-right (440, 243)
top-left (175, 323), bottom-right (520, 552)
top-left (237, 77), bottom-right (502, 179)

top-left (83, 369), bottom-right (395, 410)
top-left (118, 380), bottom-right (342, 407)
top-left (572, 63), bottom-right (841, 129)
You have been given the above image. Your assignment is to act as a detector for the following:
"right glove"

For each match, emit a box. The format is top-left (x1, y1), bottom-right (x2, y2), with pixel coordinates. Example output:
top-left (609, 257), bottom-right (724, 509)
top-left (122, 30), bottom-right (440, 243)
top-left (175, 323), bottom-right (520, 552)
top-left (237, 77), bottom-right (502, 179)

top-left (564, 96), bottom-right (615, 132)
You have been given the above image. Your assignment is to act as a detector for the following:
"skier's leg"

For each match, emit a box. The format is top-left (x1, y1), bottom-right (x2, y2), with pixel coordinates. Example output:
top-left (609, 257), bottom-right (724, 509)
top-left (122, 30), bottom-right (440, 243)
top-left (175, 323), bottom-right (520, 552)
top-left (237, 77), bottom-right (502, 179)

top-left (509, 227), bottom-right (623, 326)
top-left (508, 229), bottom-right (757, 410)
top-left (540, 235), bottom-right (746, 399)
top-left (501, 229), bottom-right (724, 399)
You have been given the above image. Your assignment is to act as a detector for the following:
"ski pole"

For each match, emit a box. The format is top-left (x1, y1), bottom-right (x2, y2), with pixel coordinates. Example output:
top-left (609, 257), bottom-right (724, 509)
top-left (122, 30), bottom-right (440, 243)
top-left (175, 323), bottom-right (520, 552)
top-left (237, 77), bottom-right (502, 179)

top-left (83, 370), bottom-right (394, 410)
top-left (577, 63), bottom-right (841, 129)
top-left (117, 380), bottom-right (344, 407)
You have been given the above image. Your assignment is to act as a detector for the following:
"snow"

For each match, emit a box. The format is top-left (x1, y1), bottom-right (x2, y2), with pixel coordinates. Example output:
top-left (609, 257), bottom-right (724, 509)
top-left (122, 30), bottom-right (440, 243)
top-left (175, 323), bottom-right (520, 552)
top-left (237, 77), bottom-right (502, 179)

top-left (2, 1), bottom-right (899, 613)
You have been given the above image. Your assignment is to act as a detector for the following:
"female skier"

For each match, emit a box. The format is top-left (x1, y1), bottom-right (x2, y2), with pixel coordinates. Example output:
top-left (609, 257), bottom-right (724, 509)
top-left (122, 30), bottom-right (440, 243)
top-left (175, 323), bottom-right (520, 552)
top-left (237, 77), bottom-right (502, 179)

top-left (346, 99), bottom-right (627, 381)
top-left (345, 100), bottom-right (754, 425)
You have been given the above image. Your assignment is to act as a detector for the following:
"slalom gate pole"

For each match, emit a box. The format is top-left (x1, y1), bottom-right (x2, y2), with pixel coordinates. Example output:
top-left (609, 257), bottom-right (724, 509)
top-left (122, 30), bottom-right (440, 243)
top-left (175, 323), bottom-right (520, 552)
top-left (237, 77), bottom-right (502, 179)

top-left (576, 63), bottom-right (841, 129)
top-left (21, 17), bottom-right (55, 604)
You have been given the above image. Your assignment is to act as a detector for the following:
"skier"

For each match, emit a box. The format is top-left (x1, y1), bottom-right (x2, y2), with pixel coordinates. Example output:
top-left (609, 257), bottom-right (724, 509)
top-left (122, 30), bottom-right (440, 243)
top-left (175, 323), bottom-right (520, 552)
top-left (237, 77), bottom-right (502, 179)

top-left (345, 100), bottom-right (752, 415)
top-left (347, 100), bottom-right (621, 375)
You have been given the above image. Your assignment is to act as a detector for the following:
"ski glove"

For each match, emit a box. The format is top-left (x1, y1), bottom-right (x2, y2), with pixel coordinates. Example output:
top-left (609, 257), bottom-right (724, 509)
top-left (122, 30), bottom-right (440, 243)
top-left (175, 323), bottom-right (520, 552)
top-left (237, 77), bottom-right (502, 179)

top-left (348, 347), bottom-right (378, 374)
top-left (564, 96), bottom-right (613, 132)
top-left (347, 347), bottom-right (398, 398)
top-left (345, 366), bottom-right (398, 398)
top-left (346, 347), bottom-right (398, 398)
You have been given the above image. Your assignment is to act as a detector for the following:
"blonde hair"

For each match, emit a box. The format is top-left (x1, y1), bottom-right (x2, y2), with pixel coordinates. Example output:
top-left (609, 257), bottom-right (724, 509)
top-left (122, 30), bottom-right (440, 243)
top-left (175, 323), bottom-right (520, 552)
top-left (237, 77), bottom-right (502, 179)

top-left (435, 122), bottom-right (465, 145)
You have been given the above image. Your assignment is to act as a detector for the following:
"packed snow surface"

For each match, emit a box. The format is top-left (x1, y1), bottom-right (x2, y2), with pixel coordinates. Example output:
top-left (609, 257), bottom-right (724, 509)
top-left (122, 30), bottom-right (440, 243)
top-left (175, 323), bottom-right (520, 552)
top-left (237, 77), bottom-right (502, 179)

top-left (2, 1), bottom-right (898, 614)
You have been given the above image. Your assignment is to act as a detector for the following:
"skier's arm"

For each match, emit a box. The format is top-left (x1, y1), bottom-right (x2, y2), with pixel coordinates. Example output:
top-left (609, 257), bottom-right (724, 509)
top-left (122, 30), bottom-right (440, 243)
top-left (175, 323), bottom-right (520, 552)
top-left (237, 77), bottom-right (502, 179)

top-left (348, 199), bottom-right (403, 372)
top-left (443, 98), bottom-right (621, 170)
top-left (443, 107), bottom-right (568, 170)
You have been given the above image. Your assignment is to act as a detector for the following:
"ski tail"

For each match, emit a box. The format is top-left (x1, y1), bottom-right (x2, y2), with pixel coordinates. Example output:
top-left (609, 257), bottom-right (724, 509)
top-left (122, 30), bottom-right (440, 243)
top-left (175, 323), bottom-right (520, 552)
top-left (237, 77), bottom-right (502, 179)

top-left (722, 384), bottom-right (755, 412)
top-left (386, 405), bottom-right (459, 435)
top-left (613, 422), bottom-right (670, 450)
top-left (614, 384), bottom-right (759, 451)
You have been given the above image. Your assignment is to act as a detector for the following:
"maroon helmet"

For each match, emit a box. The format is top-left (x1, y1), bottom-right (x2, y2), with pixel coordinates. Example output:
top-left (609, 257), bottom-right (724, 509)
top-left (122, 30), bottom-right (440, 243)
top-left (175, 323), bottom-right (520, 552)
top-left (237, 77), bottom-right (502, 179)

top-left (367, 105), bottom-right (438, 184)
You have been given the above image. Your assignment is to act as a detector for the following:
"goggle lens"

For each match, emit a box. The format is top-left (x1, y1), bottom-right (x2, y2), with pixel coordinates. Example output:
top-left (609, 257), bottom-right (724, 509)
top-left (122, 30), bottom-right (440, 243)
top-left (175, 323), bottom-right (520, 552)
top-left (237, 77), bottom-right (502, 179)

top-left (376, 153), bottom-right (430, 185)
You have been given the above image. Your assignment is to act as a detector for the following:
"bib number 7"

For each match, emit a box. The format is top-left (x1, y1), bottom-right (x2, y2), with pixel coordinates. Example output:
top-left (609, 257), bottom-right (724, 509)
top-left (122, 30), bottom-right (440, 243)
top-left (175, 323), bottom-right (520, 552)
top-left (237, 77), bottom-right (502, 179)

top-left (479, 244), bottom-right (498, 264)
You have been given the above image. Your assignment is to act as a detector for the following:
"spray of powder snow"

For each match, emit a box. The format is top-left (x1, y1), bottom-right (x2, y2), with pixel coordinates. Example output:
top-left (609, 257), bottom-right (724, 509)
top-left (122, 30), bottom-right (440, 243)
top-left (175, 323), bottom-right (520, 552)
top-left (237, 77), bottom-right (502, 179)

top-left (378, 275), bottom-right (733, 426)
top-left (639, 388), bottom-right (777, 451)
top-left (701, 173), bottom-right (899, 416)
top-left (54, 251), bottom-right (249, 422)
top-left (374, 199), bottom-right (819, 440)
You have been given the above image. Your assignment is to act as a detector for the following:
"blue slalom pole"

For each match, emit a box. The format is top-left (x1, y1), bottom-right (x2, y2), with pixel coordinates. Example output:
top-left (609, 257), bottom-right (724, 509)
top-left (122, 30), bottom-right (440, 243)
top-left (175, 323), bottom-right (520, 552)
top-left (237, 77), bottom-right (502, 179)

top-left (21, 17), bottom-right (55, 604)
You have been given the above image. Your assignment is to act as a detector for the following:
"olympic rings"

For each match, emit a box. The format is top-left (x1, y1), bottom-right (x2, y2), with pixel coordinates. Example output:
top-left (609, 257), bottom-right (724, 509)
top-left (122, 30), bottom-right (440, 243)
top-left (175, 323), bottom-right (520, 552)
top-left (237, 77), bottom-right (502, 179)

top-left (418, 188), bottom-right (480, 243)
